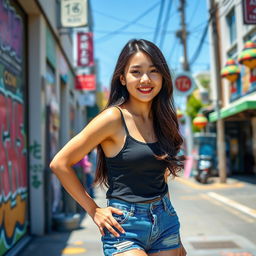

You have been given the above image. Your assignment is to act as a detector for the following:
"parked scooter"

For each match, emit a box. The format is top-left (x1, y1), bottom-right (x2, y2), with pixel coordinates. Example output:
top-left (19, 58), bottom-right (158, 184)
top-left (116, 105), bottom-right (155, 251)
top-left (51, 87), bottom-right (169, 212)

top-left (194, 155), bottom-right (213, 184)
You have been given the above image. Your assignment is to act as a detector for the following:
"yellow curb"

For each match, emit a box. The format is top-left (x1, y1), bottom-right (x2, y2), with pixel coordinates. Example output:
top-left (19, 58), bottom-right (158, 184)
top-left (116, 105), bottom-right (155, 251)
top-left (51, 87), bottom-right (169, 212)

top-left (176, 177), bottom-right (244, 190)
top-left (62, 247), bottom-right (87, 254)
top-left (72, 241), bottom-right (84, 245)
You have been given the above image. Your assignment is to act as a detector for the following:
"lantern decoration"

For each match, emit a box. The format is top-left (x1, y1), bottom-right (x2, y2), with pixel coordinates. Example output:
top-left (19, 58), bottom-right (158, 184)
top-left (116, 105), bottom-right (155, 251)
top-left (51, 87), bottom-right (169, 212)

top-left (238, 40), bottom-right (256, 69)
top-left (176, 109), bottom-right (183, 119)
top-left (221, 58), bottom-right (240, 82)
top-left (193, 113), bottom-right (208, 129)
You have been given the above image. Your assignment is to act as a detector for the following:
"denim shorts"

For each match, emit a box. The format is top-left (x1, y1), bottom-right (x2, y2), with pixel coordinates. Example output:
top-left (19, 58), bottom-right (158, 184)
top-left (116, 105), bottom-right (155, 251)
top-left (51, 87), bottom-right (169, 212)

top-left (101, 194), bottom-right (181, 255)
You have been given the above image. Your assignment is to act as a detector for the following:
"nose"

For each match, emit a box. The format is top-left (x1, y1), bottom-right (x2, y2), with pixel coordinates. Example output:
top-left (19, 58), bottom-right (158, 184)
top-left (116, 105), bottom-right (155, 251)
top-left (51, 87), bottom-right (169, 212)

top-left (140, 73), bottom-right (151, 84)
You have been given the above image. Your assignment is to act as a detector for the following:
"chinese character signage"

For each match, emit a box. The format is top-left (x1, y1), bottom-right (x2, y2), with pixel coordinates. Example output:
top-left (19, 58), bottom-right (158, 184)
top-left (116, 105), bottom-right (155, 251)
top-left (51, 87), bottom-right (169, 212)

top-left (77, 32), bottom-right (94, 67)
top-left (75, 74), bottom-right (96, 90)
top-left (243, 0), bottom-right (256, 24)
top-left (61, 0), bottom-right (88, 27)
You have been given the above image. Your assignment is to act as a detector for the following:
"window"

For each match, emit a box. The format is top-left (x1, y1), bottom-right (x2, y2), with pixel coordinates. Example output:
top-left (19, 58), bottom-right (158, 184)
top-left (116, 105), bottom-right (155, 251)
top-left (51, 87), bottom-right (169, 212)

top-left (226, 8), bottom-right (237, 45)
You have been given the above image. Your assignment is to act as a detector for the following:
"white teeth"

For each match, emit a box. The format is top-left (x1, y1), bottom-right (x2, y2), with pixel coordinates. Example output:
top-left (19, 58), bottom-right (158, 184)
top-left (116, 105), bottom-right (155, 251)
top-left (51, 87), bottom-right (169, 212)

top-left (138, 88), bottom-right (152, 91)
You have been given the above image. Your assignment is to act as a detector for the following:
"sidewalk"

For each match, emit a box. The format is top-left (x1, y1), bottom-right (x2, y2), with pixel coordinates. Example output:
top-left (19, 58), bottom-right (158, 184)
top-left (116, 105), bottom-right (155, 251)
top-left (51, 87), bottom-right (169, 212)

top-left (19, 188), bottom-right (106, 256)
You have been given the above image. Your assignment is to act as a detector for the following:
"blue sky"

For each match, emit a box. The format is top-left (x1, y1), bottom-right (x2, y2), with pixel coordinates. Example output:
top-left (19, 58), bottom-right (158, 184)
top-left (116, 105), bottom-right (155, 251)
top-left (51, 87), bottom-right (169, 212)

top-left (91, 0), bottom-right (210, 89)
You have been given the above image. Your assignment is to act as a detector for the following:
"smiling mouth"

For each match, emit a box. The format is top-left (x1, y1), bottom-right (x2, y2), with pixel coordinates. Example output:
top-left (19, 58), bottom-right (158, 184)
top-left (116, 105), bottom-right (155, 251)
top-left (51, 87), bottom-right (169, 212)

top-left (137, 87), bottom-right (153, 94)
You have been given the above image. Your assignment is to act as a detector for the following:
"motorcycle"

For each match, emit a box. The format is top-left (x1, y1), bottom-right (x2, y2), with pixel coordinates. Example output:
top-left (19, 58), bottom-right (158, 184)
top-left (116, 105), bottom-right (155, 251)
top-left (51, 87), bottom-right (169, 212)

top-left (194, 155), bottom-right (213, 184)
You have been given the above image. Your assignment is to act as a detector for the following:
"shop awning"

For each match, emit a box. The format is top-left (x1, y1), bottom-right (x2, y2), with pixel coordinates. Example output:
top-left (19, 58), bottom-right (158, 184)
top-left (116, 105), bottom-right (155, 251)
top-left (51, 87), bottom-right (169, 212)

top-left (209, 100), bottom-right (256, 122)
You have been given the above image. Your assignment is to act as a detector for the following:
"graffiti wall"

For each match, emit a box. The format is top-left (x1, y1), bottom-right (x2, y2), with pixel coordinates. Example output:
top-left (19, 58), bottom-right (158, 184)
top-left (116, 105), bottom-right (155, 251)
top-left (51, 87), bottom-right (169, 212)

top-left (0, 0), bottom-right (28, 255)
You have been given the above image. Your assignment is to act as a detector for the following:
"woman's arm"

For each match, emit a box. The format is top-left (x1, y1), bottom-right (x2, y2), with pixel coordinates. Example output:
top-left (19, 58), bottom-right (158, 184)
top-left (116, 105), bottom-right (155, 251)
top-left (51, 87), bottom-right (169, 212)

top-left (50, 107), bottom-right (125, 236)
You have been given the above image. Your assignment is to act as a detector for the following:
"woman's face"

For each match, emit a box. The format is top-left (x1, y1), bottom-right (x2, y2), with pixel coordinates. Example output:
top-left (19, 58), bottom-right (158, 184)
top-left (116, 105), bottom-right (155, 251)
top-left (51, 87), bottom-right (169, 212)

top-left (120, 51), bottom-right (163, 103)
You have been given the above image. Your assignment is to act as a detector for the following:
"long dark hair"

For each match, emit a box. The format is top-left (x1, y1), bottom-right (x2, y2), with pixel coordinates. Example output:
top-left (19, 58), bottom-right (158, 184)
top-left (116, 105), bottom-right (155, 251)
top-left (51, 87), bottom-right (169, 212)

top-left (94, 39), bottom-right (184, 187)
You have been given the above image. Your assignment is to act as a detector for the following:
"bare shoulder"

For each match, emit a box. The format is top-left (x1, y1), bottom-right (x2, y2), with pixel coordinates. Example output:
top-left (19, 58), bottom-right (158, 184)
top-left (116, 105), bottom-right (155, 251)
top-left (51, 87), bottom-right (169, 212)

top-left (50, 106), bottom-right (123, 167)
top-left (90, 106), bottom-right (122, 131)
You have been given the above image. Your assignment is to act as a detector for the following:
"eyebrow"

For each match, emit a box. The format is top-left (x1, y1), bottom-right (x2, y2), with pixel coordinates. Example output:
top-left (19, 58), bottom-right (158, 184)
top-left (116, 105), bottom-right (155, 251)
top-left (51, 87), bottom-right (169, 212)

top-left (130, 64), bottom-right (155, 68)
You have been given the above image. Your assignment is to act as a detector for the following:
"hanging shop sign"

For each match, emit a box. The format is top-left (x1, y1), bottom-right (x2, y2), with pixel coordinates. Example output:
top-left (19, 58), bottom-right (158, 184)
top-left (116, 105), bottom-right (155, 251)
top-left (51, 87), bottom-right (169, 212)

top-left (174, 72), bottom-right (195, 96)
top-left (75, 74), bottom-right (96, 90)
top-left (243, 0), bottom-right (256, 24)
top-left (77, 32), bottom-right (94, 67)
top-left (61, 0), bottom-right (88, 27)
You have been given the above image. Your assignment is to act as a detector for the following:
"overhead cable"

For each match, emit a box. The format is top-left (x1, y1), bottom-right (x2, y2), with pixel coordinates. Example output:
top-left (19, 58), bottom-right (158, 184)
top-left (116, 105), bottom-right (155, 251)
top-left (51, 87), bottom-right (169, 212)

top-left (95, 1), bottom-right (160, 43)
top-left (153, 0), bottom-right (165, 43)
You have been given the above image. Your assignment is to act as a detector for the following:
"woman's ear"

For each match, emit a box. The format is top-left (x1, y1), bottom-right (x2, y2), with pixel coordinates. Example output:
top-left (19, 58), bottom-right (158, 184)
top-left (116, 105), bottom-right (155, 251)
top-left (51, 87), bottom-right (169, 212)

top-left (120, 75), bottom-right (126, 86)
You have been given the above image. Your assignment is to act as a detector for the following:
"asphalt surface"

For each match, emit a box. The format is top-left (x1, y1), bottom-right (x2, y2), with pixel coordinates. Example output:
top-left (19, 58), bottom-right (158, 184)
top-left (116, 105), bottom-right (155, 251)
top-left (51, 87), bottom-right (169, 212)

top-left (18, 175), bottom-right (256, 256)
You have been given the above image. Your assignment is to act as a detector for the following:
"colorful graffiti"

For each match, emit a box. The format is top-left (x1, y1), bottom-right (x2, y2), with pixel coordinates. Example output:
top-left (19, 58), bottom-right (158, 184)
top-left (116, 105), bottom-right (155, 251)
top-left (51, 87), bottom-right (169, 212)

top-left (0, 0), bottom-right (23, 63)
top-left (0, 0), bottom-right (27, 254)
top-left (0, 86), bottom-right (27, 255)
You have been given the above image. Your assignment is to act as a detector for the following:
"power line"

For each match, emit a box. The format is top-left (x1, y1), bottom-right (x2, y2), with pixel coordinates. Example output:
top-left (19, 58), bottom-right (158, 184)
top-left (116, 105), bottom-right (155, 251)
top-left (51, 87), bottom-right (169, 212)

top-left (95, 29), bottom-right (176, 35)
top-left (153, 0), bottom-right (165, 43)
top-left (189, 18), bottom-right (211, 65)
top-left (93, 9), bottom-right (156, 30)
top-left (159, 0), bottom-right (173, 49)
top-left (95, 1), bottom-right (160, 44)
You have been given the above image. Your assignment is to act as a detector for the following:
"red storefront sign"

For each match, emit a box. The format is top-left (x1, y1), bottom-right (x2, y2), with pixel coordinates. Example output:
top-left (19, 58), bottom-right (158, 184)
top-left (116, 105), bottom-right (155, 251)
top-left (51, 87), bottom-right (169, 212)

top-left (75, 74), bottom-right (96, 91)
top-left (243, 0), bottom-right (256, 24)
top-left (77, 32), bottom-right (94, 66)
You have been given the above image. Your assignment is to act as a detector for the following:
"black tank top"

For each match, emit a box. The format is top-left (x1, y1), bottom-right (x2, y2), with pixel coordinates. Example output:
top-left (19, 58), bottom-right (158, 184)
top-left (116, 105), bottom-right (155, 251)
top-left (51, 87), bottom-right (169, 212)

top-left (105, 106), bottom-right (168, 203)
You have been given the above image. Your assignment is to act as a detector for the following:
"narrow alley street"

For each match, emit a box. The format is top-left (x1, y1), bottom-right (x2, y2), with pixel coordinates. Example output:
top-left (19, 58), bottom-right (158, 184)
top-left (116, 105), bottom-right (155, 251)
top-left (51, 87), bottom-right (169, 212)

top-left (19, 176), bottom-right (256, 256)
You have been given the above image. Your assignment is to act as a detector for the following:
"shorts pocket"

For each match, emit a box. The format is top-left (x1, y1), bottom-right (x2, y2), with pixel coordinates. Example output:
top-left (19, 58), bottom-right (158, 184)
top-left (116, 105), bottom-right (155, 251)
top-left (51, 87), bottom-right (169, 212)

top-left (112, 209), bottom-right (131, 224)
top-left (166, 204), bottom-right (177, 216)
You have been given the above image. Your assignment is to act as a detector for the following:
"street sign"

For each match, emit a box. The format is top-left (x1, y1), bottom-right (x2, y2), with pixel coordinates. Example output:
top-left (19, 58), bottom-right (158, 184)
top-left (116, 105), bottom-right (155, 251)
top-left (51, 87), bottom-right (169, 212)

top-left (243, 0), bottom-right (256, 24)
top-left (174, 72), bottom-right (195, 96)
top-left (61, 0), bottom-right (88, 27)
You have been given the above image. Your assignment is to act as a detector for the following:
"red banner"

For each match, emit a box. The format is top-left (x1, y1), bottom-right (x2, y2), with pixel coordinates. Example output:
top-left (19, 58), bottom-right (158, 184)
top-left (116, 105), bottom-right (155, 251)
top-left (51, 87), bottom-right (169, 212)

top-left (75, 74), bottom-right (96, 91)
top-left (243, 0), bottom-right (256, 24)
top-left (77, 32), bottom-right (94, 66)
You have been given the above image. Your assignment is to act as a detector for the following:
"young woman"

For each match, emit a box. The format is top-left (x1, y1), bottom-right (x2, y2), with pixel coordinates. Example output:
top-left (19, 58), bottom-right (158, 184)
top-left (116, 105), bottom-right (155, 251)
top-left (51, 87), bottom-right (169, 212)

top-left (50, 39), bottom-right (186, 256)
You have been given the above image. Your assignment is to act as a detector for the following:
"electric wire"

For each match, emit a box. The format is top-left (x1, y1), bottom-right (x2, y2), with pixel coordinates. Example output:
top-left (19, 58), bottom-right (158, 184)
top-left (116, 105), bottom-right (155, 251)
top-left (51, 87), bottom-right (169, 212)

top-left (153, 0), bottom-right (165, 43)
top-left (159, 0), bottom-right (173, 49)
top-left (95, 1), bottom-right (160, 43)
top-left (93, 9), bottom-right (155, 30)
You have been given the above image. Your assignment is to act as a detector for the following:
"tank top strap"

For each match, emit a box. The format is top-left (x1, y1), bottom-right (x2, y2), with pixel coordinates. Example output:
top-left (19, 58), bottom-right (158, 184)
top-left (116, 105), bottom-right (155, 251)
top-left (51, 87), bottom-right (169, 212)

top-left (114, 106), bottom-right (130, 135)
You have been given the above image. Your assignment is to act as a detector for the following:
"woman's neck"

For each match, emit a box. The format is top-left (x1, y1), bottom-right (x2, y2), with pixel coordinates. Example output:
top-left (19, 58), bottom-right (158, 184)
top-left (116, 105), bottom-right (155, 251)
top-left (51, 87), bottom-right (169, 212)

top-left (123, 100), bottom-right (153, 120)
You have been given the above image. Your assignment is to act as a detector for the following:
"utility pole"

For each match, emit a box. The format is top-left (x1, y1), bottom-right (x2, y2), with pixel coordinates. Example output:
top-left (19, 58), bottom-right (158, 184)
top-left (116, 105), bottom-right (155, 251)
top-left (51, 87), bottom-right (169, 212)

top-left (176, 0), bottom-right (193, 157)
top-left (209, 0), bottom-right (227, 183)
top-left (177, 0), bottom-right (190, 71)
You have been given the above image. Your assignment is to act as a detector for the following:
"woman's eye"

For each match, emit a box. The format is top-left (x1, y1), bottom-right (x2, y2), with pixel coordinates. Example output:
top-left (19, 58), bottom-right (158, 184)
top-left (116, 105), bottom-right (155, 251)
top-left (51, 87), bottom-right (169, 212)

top-left (151, 69), bottom-right (159, 73)
top-left (131, 70), bottom-right (140, 74)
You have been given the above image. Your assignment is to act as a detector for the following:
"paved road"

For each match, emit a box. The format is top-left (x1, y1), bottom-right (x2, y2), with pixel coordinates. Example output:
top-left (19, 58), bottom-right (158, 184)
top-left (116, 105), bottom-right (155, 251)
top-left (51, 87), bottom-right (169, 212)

top-left (19, 177), bottom-right (256, 256)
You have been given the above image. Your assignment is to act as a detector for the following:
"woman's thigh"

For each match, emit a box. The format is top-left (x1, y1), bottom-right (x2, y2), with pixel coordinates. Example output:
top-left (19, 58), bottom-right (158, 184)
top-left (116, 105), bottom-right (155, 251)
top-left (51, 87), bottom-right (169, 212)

top-left (115, 248), bottom-right (148, 256)
top-left (148, 245), bottom-right (186, 256)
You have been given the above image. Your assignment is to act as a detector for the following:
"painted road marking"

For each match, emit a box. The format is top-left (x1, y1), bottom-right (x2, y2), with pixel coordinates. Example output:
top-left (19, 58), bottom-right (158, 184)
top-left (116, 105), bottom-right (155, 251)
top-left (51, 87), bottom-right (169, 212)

top-left (62, 247), bottom-right (87, 254)
top-left (208, 192), bottom-right (256, 219)
top-left (201, 194), bottom-right (255, 223)
top-left (176, 177), bottom-right (244, 190)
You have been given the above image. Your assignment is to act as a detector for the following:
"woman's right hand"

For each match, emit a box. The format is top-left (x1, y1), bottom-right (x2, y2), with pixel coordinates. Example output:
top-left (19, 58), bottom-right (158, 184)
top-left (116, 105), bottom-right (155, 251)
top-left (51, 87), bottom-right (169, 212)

top-left (92, 207), bottom-right (126, 237)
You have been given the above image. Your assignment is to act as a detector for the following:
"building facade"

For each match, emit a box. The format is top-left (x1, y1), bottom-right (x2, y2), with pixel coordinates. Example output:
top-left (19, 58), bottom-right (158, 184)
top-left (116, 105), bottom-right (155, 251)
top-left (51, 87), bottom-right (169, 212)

top-left (208, 0), bottom-right (256, 177)
top-left (0, 0), bottom-right (94, 255)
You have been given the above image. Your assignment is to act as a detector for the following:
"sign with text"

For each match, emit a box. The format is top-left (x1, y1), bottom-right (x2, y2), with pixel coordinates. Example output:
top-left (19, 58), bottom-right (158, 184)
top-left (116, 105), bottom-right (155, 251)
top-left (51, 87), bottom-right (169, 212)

top-left (77, 32), bottom-right (94, 67)
top-left (174, 72), bottom-right (195, 96)
top-left (243, 0), bottom-right (256, 24)
top-left (61, 0), bottom-right (88, 27)
top-left (75, 74), bottom-right (96, 91)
